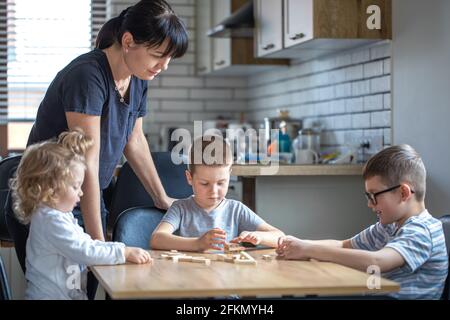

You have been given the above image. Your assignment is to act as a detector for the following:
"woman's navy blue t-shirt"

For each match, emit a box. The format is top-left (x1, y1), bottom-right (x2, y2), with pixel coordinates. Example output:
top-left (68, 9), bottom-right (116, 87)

top-left (27, 49), bottom-right (148, 189)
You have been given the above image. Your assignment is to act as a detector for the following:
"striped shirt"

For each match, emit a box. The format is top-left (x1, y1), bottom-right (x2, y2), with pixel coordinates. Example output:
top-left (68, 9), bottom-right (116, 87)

top-left (351, 210), bottom-right (448, 299)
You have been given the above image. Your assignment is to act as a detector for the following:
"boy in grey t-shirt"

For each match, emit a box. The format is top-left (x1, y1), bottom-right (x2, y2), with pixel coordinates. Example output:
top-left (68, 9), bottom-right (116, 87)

top-left (151, 136), bottom-right (284, 252)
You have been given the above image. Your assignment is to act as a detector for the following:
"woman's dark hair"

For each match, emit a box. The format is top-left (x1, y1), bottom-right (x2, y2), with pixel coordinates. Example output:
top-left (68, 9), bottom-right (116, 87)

top-left (95, 0), bottom-right (188, 58)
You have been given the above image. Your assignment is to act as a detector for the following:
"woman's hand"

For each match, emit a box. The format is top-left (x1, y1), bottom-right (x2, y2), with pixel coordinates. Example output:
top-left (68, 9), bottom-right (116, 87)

top-left (125, 247), bottom-right (152, 264)
top-left (155, 195), bottom-right (176, 210)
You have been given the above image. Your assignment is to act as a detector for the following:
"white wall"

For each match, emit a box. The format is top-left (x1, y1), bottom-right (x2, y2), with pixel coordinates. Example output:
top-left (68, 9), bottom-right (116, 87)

top-left (392, 0), bottom-right (450, 215)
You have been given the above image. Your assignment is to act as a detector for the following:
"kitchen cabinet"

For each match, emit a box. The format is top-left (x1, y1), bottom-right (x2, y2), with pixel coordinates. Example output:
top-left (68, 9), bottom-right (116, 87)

top-left (256, 0), bottom-right (392, 60)
top-left (195, 0), bottom-right (212, 75)
top-left (196, 0), bottom-right (288, 76)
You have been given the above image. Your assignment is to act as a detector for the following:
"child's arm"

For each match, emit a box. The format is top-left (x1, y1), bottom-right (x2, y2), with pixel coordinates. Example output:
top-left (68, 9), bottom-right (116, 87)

top-left (303, 239), bottom-right (352, 248)
top-left (46, 215), bottom-right (150, 265)
top-left (151, 222), bottom-right (227, 252)
top-left (278, 236), bottom-right (405, 272)
top-left (231, 222), bottom-right (285, 248)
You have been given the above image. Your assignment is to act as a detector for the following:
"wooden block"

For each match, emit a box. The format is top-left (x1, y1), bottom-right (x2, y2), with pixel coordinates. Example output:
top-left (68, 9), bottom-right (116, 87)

top-left (165, 251), bottom-right (185, 256)
top-left (216, 254), bottom-right (227, 261)
top-left (234, 259), bottom-right (257, 265)
top-left (160, 254), bottom-right (169, 259)
top-left (240, 251), bottom-right (256, 262)
top-left (178, 256), bottom-right (194, 262)
top-left (224, 242), bottom-right (246, 253)
top-left (170, 250), bottom-right (178, 253)
top-left (262, 254), bottom-right (275, 261)
top-left (191, 257), bottom-right (211, 265)
top-left (172, 256), bottom-right (179, 263)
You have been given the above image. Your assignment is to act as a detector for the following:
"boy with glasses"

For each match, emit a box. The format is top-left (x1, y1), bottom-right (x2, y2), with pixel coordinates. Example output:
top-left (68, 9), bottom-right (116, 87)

top-left (277, 144), bottom-right (448, 299)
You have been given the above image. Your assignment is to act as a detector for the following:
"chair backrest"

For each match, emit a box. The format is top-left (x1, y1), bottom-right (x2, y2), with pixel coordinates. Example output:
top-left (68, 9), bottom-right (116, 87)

top-left (439, 214), bottom-right (450, 300)
top-left (112, 206), bottom-right (165, 249)
top-left (0, 156), bottom-right (29, 274)
top-left (0, 155), bottom-right (22, 241)
top-left (108, 152), bottom-right (192, 229)
top-left (0, 255), bottom-right (12, 300)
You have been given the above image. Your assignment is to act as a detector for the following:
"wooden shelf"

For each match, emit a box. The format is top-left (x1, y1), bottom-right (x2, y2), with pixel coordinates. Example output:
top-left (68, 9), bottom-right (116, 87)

top-left (231, 164), bottom-right (363, 177)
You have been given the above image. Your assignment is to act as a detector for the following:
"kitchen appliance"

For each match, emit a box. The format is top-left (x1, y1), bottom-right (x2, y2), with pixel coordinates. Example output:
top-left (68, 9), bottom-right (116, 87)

top-left (207, 0), bottom-right (254, 38)
top-left (292, 127), bottom-right (321, 154)
top-left (263, 112), bottom-right (302, 148)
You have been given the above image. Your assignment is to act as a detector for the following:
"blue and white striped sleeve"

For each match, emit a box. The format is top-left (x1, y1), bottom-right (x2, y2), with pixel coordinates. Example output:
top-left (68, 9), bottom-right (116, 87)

top-left (384, 221), bottom-right (432, 273)
top-left (350, 223), bottom-right (387, 251)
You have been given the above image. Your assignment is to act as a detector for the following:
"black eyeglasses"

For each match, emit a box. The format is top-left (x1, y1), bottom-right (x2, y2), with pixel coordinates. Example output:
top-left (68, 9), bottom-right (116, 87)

top-left (364, 185), bottom-right (415, 205)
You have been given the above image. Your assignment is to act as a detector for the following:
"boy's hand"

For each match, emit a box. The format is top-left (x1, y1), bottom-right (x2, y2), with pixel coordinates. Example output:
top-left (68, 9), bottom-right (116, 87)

top-left (276, 236), bottom-right (311, 260)
top-left (125, 247), bottom-right (152, 264)
top-left (231, 231), bottom-right (261, 246)
top-left (197, 228), bottom-right (227, 251)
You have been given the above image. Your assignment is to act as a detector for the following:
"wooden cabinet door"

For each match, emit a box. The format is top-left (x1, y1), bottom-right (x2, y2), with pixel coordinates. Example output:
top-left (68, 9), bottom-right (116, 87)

top-left (255, 0), bottom-right (283, 57)
top-left (196, 0), bottom-right (212, 74)
top-left (212, 0), bottom-right (231, 71)
top-left (283, 0), bottom-right (314, 48)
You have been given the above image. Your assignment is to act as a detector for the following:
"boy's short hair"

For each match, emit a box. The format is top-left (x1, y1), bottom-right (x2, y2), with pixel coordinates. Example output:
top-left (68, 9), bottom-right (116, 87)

top-left (363, 144), bottom-right (426, 201)
top-left (188, 135), bottom-right (233, 174)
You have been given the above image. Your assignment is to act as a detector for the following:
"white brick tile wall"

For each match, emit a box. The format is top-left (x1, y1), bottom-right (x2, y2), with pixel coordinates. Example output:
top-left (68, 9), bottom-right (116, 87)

top-left (383, 58), bottom-right (391, 75)
top-left (160, 76), bottom-right (204, 88)
top-left (383, 93), bottom-right (391, 109)
top-left (346, 97), bottom-right (364, 113)
top-left (160, 100), bottom-right (203, 111)
top-left (371, 110), bottom-right (391, 127)
top-left (370, 75), bottom-right (391, 93)
top-left (363, 61), bottom-right (384, 78)
top-left (363, 94), bottom-right (383, 111)
top-left (345, 65), bottom-right (363, 81)
top-left (190, 88), bottom-right (233, 100)
top-left (352, 80), bottom-right (371, 96)
top-left (352, 113), bottom-right (371, 129)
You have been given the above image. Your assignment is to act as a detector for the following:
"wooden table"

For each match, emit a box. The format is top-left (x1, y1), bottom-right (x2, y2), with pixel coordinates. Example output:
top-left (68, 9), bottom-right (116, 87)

top-left (91, 249), bottom-right (399, 299)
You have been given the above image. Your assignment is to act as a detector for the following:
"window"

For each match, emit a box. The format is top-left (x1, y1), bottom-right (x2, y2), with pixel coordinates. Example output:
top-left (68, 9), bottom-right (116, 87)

top-left (0, 0), bottom-right (106, 155)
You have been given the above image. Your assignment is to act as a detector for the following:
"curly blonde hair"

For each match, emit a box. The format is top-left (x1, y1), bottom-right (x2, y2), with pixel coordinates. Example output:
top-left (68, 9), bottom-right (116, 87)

top-left (10, 128), bottom-right (94, 224)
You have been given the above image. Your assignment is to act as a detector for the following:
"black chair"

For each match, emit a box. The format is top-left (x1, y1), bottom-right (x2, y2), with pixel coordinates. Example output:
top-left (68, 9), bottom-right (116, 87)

top-left (112, 206), bottom-right (165, 249)
top-left (108, 152), bottom-right (192, 230)
top-left (0, 155), bottom-right (22, 242)
top-left (439, 214), bottom-right (450, 300)
top-left (0, 156), bottom-right (29, 274)
top-left (0, 255), bottom-right (12, 300)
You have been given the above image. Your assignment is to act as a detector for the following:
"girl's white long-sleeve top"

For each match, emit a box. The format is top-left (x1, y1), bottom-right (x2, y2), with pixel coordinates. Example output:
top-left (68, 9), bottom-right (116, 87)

top-left (25, 205), bottom-right (126, 300)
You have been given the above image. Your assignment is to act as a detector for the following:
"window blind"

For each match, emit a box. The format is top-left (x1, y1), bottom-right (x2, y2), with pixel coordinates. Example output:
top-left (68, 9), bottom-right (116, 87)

top-left (0, 0), bottom-right (107, 124)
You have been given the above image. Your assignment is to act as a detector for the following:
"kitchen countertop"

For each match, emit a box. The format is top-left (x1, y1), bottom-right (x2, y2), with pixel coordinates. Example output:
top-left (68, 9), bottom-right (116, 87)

top-left (231, 164), bottom-right (364, 176)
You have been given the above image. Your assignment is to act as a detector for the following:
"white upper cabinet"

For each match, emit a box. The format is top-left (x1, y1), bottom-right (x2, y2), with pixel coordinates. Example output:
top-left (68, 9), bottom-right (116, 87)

top-left (195, 0), bottom-right (212, 75)
top-left (255, 0), bottom-right (392, 60)
top-left (283, 0), bottom-right (313, 48)
top-left (211, 0), bottom-right (232, 71)
top-left (255, 0), bottom-right (283, 57)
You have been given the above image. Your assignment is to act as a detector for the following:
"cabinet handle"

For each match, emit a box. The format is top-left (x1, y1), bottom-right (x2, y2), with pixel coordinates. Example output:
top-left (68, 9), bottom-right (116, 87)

top-left (215, 60), bottom-right (226, 66)
top-left (262, 43), bottom-right (275, 50)
top-left (197, 66), bottom-right (207, 72)
top-left (290, 33), bottom-right (306, 40)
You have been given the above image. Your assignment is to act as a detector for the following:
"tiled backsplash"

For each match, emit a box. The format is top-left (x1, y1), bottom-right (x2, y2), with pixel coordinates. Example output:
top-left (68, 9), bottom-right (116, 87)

top-left (111, 0), bottom-right (391, 154)
top-left (246, 42), bottom-right (392, 154)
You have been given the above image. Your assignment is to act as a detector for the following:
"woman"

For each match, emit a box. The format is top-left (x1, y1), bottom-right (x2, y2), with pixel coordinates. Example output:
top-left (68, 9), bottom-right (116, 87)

top-left (27, 0), bottom-right (188, 241)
